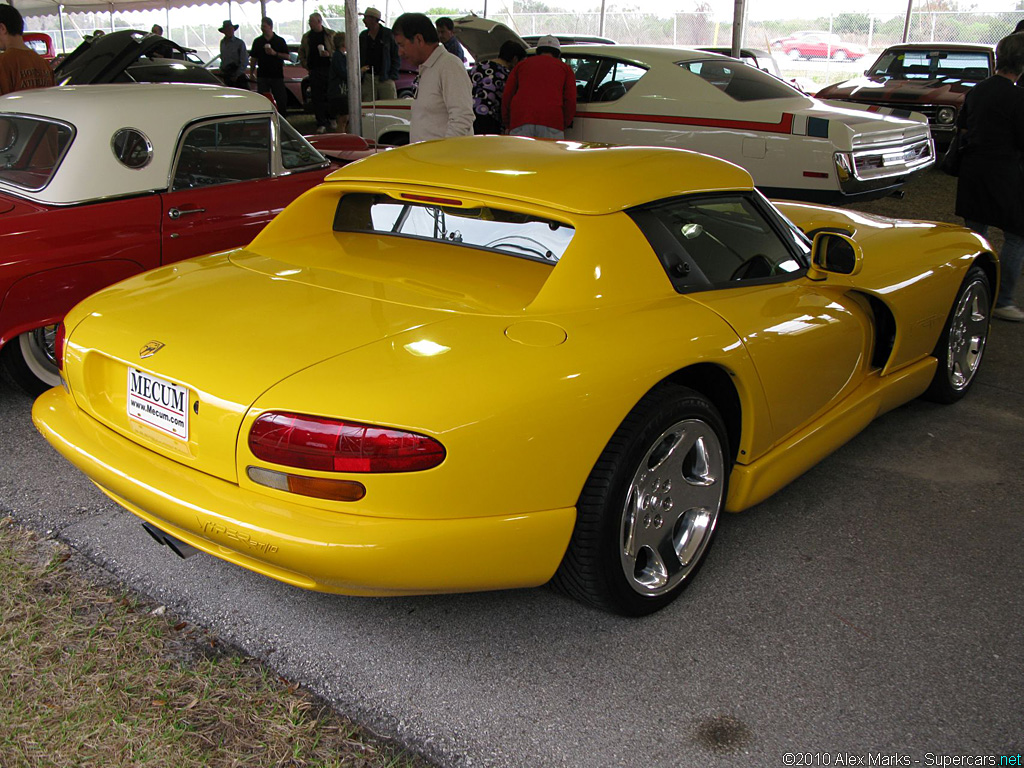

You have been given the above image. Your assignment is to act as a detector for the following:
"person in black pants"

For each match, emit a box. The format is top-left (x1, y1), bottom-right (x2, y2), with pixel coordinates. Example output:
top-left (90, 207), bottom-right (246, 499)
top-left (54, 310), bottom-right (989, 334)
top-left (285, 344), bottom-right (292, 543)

top-left (249, 17), bottom-right (290, 116)
top-left (955, 32), bottom-right (1024, 322)
top-left (299, 12), bottom-right (335, 133)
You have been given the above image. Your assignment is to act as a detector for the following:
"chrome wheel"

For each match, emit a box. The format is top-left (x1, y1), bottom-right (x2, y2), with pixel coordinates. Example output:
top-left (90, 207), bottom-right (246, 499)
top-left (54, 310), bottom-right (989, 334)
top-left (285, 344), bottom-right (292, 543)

top-left (619, 418), bottom-right (725, 597)
top-left (788, 49), bottom-right (802, 60)
top-left (19, 325), bottom-right (61, 389)
top-left (945, 277), bottom-right (988, 392)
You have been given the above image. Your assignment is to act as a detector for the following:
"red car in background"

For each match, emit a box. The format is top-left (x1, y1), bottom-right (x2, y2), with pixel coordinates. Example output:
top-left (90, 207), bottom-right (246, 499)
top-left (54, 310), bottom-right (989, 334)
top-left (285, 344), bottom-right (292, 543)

top-left (23, 32), bottom-right (56, 62)
top-left (0, 83), bottom-right (370, 395)
top-left (775, 32), bottom-right (867, 61)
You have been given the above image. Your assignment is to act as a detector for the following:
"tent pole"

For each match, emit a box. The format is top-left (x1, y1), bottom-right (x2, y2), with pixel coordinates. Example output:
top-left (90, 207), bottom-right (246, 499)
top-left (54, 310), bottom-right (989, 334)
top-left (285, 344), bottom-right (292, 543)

top-left (109, 4), bottom-right (114, 33)
top-left (58, 4), bottom-right (67, 53)
top-left (346, 0), bottom-right (361, 136)
top-left (599, 0), bottom-right (606, 36)
top-left (902, 0), bottom-right (913, 42)
top-left (730, 0), bottom-right (746, 58)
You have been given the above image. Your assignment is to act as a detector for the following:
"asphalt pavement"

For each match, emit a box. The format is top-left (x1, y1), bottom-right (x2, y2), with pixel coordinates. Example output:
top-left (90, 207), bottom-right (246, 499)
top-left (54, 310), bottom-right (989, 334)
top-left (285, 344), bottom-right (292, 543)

top-left (2, 170), bottom-right (1022, 766)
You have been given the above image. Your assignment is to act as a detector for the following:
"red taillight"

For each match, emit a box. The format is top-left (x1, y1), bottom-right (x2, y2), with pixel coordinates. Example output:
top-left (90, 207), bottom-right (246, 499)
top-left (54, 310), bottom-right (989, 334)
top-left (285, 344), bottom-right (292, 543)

top-left (54, 322), bottom-right (66, 371)
top-left (248, 412), bottom-right (446, 473)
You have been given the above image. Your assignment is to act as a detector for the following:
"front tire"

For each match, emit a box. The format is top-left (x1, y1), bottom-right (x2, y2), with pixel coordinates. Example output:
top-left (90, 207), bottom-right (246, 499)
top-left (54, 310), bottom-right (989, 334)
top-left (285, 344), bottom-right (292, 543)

top-left (788, 49), bottom-right (803, 60)
top-left (553, 384), bottom-right (730, 616)
top-left (922, 265), bottom-right (991, 404)
top-left (832, 49), bottom-right (848, 60)
top-left (1, 325), bottom-right (61, 396)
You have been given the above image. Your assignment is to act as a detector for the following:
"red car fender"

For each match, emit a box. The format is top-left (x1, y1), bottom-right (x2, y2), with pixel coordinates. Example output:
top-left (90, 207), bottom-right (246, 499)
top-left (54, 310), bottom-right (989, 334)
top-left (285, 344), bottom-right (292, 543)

top-left (0, 259), bottom-right (145, 348)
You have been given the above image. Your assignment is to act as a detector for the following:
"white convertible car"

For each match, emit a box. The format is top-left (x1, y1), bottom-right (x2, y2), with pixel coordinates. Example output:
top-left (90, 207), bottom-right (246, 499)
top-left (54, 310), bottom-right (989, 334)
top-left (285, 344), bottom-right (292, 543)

top-left (360, 17), bottom-right (933, 204)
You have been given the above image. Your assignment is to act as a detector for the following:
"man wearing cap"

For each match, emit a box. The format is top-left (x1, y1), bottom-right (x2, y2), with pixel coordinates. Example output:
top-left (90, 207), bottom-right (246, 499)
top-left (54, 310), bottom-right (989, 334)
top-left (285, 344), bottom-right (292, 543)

top-left (392, 12), bottom-right (472, 143)
top-left (502, 35), bottom-right (576, 139)
top-left (359, 7), bottom-right (399, 100)
top-left (299, 13), bottom-right (336, 133)
top-left (249, 17), bottom-right (291, 116)
top-left (0, 4), bottom-right (55, 95)
top-left (218, 20), bottom-right (249, 89)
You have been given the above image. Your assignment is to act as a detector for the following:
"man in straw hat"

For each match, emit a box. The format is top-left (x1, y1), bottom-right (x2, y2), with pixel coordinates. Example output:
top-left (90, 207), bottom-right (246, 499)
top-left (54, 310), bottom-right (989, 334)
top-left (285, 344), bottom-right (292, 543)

top-left (359, 7), bottom-right (399, 100)
top-left (218, 19), bottom-right (249, 89)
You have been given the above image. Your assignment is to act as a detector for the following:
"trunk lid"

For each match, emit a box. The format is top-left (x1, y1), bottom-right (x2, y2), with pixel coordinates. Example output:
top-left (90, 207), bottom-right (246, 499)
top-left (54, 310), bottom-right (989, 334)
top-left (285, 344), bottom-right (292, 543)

top-left (453, 15), bottom-right (529, 61)
top-left (55, 29), bottom-right (197, 85)
top-left (68, 250), bottom-right (449, 482)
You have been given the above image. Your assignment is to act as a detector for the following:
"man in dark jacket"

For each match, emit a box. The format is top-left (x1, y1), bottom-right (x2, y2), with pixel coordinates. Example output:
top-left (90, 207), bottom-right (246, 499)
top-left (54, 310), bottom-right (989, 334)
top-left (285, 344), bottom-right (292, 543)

top-left (299, 13), bottom-right (336, 133)
top-left (955, 32), bottom-right (1024, 321)
top-left (359, 7), bottom-right (399, 100)
top-left (249, 17), bottom-right (291, 116)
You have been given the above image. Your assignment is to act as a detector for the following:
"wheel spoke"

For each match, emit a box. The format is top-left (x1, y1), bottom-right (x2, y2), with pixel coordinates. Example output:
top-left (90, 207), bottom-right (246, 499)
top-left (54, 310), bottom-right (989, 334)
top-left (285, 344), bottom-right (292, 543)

top-left (622, 486), bottom-right (641, 558)
top-left (674, 508), bottom-right (713, 567)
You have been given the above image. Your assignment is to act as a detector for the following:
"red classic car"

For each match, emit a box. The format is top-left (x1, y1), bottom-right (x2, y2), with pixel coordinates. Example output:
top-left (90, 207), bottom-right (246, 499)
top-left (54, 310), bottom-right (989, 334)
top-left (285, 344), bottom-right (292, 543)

top-left (206, 42), bottom-right (311, 111)
top-left (0, 83), bottom-right (370, 395)
top-left (23, 32), bottom-right (57, 62)
top-left (775, 32), bottom-right (867, 61)
top-left (815, 43), bottom-right (995, 146)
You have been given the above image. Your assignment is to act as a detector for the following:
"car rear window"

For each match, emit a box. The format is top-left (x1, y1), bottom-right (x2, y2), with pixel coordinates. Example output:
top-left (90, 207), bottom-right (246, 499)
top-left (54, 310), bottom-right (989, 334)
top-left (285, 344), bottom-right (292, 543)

top-left (679, 59), bottom-right (801, 101)
top-left (0, 115), bottom-right (75, 191)
top-left (333, 193), bottom-right (575, 264)
top-left (869, 49), bottom-right (991, 80)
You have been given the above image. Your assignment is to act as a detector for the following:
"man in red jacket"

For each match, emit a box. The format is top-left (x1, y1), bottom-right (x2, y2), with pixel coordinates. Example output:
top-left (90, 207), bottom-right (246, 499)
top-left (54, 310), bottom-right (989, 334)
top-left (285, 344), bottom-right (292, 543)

top-left (502, 35), bottom-right (576, 139)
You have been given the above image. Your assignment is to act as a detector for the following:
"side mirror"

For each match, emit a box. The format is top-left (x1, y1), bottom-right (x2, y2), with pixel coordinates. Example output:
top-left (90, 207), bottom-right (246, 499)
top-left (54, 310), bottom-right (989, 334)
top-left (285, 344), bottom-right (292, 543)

top-left (807, 231), bottom-right (863, 280)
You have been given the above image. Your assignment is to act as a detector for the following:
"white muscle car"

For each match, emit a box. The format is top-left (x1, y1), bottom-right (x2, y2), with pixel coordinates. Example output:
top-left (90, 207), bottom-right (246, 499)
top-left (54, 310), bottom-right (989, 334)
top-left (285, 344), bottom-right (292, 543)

top-left (359, 17), bottom-right (934, 204)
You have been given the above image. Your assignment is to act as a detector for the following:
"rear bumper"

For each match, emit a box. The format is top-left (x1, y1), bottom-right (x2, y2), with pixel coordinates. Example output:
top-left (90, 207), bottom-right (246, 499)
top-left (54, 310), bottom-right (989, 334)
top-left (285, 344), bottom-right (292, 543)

top-left (761, 177), bottom-right (907, 204)
top-left (33, 387), bottom-right (576, 596)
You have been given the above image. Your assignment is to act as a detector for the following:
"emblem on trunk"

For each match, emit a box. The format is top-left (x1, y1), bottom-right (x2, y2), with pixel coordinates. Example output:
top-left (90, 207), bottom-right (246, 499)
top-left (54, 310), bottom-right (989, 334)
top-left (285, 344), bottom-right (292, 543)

top-left (140, 341), bottom-right (165, 358)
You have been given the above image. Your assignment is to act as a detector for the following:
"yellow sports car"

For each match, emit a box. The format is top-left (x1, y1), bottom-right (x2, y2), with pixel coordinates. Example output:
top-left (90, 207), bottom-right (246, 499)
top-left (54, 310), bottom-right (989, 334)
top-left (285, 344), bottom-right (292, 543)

top-left (33, 138), bottom-right (995, 616)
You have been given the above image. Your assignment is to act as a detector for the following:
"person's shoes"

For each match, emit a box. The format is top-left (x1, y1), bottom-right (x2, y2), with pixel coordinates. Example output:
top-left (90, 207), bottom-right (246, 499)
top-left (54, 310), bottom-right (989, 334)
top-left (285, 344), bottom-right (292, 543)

top-left (993, 305), bottom-right (1024, 322)
top-left (315, 126), bottom-right (327, 134)
top-left (328, 120), bottom-right (337, 131)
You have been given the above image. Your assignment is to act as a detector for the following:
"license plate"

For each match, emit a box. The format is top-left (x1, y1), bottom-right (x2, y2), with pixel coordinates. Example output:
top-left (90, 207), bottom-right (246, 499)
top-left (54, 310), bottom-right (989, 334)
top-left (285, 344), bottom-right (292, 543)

top-left (127, 368), bottom-right (189, 441)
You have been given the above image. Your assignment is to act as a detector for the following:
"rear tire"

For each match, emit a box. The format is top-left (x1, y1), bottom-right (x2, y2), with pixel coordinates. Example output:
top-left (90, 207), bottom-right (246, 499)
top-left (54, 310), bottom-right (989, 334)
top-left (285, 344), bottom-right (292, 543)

top-left (552, 384), bottom-right (730, 616)
top-left (1, 325), bottom-right (61, 397)
top-left (922, 265), bottom-right (991, 404)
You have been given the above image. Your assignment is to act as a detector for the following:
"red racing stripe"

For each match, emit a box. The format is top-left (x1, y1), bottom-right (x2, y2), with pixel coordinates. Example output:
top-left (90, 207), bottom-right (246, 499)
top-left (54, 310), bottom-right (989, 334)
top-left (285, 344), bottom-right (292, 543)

top-left (575, 111), bottom-right (795, 134)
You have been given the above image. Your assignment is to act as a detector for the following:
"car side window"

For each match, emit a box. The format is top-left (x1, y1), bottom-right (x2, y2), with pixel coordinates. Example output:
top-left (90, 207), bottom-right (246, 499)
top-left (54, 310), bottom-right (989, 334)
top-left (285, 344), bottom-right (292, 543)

top-left (171, 117), bottom-right (271, 191)
top-left (592, 59), bottom-right (647, 102)
top-left (563, 55), bottom-right (602, 103)
top-left (630, 194), bottom-right (805, 291)
top-left (279, 119), bottom-right (327, 170)
top-left (680, 60), bottom-right (799, 101)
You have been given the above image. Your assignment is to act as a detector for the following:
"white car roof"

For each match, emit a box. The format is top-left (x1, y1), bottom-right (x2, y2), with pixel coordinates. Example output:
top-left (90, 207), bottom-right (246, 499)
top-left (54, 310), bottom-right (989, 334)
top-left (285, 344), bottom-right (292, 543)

top-left (0, 83), bottom-right (276, 205)
top-left (558, 45), bottom-right (731, 65)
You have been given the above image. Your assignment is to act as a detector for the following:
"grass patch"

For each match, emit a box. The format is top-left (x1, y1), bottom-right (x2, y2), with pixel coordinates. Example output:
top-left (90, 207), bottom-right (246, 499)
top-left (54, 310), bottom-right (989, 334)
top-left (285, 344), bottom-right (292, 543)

top-left (0, 517), bottom-right (429, 768)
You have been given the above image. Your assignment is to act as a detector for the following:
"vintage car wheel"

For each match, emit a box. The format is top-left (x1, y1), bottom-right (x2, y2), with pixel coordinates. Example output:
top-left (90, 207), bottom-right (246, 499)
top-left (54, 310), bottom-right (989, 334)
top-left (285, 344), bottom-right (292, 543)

top-left (788, 49), bottom-right (803, 60)
top-left (832, 49), bottom-right (848, 60)
top-left (553, 384), bottom-right (729, 616)
top-left (923, 266), bottom-right (991, 404)
top-left (1, 325), bottom-right (61, 396)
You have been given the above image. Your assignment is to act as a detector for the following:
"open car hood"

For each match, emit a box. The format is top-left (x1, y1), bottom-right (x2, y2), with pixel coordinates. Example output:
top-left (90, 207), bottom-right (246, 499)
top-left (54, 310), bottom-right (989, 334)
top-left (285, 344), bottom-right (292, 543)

top-left (55, 29), bottom-right (198, 85)
top-left (453, 15), bottom-right (530, 61)
top-left (819, 74), bottom-right (976, 102)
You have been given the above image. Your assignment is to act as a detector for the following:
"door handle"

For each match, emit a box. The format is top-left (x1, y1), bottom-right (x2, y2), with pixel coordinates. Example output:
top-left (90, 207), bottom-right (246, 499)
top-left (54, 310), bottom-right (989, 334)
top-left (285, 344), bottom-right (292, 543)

top-left (168, 207), bottom-right (206, 220)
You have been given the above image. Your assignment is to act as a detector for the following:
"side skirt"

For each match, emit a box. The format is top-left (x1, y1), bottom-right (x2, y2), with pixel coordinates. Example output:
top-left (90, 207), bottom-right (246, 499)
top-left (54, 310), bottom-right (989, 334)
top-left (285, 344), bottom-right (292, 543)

top-left (725, 356), bottom-right (937, 512)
